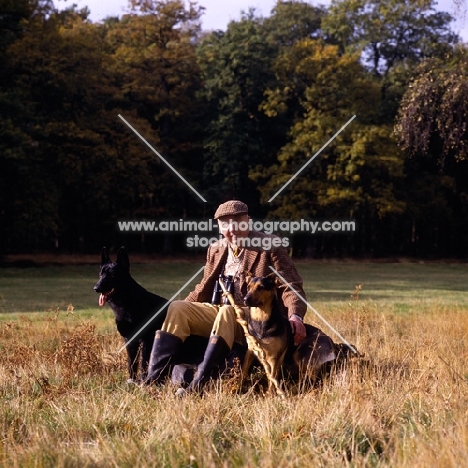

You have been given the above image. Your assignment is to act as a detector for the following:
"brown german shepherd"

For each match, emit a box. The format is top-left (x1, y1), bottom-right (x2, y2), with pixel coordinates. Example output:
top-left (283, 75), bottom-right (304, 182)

top-left (242, 273), bottom-right (349, 392)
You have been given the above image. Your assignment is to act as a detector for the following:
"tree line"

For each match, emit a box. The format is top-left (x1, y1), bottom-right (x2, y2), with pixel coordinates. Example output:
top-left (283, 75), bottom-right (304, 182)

top-left (1, 0), bottom-right (467, 258)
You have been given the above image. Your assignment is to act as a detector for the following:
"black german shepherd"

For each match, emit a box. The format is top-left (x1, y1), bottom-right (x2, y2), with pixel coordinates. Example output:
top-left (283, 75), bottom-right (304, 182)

top-left (94, 247), bottom-right (169, 383)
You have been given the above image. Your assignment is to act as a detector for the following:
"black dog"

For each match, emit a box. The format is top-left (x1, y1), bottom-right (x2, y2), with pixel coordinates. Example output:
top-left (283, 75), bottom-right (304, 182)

top-left (94, 247), bottom-right (169, 383)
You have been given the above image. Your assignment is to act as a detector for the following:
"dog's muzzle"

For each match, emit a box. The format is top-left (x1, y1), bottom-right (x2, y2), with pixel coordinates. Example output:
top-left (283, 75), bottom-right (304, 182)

top-left (244, 294), bottom-right (262, 307)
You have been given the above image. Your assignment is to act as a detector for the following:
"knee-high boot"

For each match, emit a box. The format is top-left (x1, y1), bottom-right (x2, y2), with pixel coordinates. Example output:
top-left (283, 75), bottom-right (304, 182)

top-left (145, 330), bottom-right (182, 385)
top-left (177, 335), bottom-right (230, 395)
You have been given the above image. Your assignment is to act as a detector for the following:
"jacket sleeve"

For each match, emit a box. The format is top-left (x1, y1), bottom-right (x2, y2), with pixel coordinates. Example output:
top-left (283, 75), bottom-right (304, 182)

top-left (269, 246), bottom-right (307, 320)
top-left (184, 243), bottom-right (226, 302)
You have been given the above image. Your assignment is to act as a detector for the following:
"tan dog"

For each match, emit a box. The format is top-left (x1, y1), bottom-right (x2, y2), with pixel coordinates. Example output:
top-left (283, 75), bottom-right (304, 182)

top-left (242, 273), bottom-right (341, 393)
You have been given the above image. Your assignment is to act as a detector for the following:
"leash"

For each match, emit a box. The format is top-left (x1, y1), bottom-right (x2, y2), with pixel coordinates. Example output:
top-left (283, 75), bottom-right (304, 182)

top-left (217, 280), bottom-right (287, 398)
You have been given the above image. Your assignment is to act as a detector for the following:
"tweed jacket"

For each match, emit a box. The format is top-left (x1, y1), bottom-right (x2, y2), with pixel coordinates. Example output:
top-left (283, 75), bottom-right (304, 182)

top-left (185, 231), bottom-right (307, 319)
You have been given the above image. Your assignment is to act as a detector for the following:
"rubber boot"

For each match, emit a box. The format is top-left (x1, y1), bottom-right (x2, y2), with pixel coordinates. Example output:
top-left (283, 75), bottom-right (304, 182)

top-left (176, 335), bottom-right (230, 396)
top-left (145, 330), bottom-right (182, 385)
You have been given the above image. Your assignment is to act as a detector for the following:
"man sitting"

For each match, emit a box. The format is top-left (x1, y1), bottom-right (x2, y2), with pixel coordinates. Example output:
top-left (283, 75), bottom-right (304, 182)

top-left (145, 200), bottom-right (307, 394)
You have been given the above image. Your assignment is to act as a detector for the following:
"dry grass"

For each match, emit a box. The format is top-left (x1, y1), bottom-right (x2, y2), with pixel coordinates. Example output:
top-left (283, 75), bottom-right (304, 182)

top-left (1, 300), bottom-right (468, 467)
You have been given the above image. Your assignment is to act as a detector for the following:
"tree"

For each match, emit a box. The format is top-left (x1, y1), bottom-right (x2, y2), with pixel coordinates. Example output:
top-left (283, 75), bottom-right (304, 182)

top-left (321, 0), bottom-right (461, 129)
top-left (253, 39), bottom-right (406, 255)
top-left (262, 0), bottom-right (326, 46)
top-left (394, 48), bottom-right (468, 167)
top-left (394, 48), bottom-right (468, 256)
top-left (0, 0), bottom-right (59, 252)
top-left (1, 4), bottom-right (158, 251)
top-left (322, 0), bottom-right (458, 76)
top-left (196, 11), bottom-right (278, 210)
top-left (104, 0), bottom-right (205, 219)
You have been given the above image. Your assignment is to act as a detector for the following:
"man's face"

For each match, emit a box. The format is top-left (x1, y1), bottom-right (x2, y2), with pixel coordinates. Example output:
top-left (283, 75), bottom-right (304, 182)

top-left (218, 214), bottom-right (250, 244)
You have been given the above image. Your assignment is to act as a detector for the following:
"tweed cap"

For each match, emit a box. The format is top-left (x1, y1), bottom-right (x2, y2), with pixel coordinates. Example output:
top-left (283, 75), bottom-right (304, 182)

top-left (214, 200), bottom-right (249, 219)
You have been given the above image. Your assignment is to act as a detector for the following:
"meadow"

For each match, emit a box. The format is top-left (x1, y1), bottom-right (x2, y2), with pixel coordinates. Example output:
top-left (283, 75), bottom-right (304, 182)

top-left (0, 259), bottom-right (467, 467)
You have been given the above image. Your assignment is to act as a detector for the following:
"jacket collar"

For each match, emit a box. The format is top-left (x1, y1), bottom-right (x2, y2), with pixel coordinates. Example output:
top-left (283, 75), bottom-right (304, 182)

top-left (212, 233), bottom-right (263, 274)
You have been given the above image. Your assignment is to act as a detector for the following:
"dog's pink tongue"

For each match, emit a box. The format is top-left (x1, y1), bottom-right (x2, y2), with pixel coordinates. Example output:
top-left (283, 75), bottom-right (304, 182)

top-left (99, 294), bottom-right (106, 307)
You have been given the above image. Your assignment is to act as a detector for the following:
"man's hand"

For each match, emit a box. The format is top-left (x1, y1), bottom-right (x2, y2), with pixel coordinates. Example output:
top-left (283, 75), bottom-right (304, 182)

top-left (289, 315), bottom-right (306, 346)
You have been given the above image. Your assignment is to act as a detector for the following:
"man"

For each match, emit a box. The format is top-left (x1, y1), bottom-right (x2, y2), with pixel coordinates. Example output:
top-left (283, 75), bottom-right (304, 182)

top-left (146, 200), bottom-right (307, 393)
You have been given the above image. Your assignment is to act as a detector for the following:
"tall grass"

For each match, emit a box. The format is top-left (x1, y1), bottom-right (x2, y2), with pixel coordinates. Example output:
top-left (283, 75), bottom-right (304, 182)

top-left (1, 298), bottom-right (468, 467)
top-left (0, 307), bottom-right (468, 467)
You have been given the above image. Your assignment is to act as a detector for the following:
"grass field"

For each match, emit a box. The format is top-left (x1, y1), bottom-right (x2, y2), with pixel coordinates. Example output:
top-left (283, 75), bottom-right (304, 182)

top-left (1, 260), bottom-right (467, 467)
top-left (1, 260), bottom-right (467, 314)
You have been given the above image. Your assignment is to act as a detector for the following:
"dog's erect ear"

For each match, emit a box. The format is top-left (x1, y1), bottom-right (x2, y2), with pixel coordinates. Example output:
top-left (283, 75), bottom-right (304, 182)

top-left (116, 246), bottom-right (130, 270)
top-left (244, 271), bottom-right (253, 285)
top-left (267, 272), bottom-right (282, 288)
top-left (101, 247), bottom-right (111, 266)
top-left (263, 273), bottom-right (277, 290)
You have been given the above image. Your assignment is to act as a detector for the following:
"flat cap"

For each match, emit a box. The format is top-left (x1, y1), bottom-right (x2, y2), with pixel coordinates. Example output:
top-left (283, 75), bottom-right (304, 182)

top-left (214, 200), bottom-right (249, 219)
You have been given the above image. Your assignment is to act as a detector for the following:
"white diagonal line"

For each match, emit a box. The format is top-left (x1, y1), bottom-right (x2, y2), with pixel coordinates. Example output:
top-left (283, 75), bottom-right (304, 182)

top-left (268, 115), bottom-right (356, 202)
top-left (118, 114), bottom-right (207, 203)
top-left (269, 266), bottom-right (358, 354)
top-left (117, 265), bottom-right (205, 353)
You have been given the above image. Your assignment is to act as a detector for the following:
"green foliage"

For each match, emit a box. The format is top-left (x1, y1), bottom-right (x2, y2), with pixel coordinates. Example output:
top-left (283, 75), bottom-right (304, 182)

top-left (253, 38), bottom-right (406, 254)
top-left (103, 1), bottom-right (205, 219)
top-left (0, 0), bottom-right (467, 257)
top-left (322, 0), bottom-right (459, 125)
top-left (263, 0), bottom-right (326, 46)
top-left (106, 1), bottom-right (203, 136)
top-left (0, 0), bottom-right (60, 249)
top-left (2, 9), bottom-right (127, 249)
top-left (0, 0), bottom-right (31, 51)
top-left (323, 0), bottom-right (458, 75)
top-left (0, 1), bottom-right (206, 253)
top-left (197, 11), bottom-right (278, 207)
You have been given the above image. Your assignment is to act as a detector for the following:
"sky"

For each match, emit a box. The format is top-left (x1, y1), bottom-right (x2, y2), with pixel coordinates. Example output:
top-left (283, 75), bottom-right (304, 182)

top-left (56, 0), bottom-right (468, 41)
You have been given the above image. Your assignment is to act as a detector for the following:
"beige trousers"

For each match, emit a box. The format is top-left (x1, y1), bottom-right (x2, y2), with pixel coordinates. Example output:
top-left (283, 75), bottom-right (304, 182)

top-left (162, 300), bottom-right (247, 349)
